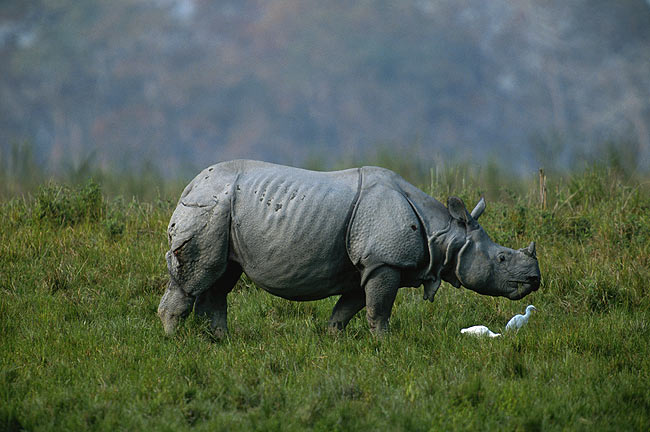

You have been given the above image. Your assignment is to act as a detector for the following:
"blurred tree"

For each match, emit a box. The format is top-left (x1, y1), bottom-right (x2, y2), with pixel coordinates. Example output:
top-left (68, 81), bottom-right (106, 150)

top-left (0, 0), bottom-right (648, 174)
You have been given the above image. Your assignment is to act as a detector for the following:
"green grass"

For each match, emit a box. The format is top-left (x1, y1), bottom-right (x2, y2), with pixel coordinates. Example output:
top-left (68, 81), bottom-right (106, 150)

top-left (1, 167), bottom-right (649, 431)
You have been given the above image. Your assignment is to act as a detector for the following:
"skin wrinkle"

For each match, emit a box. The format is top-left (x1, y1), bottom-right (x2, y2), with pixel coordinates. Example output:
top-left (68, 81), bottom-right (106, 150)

top-left (180, 201), bottom-right (211, 208)
top-left (454, 237), bottom-right (473, 288)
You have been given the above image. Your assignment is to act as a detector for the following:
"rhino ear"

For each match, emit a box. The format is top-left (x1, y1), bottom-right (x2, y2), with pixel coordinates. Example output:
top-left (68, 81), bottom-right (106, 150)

top-left (448, 197), bottom-right (478, 230)
top-left (447, 196), bottom-right (467, 220)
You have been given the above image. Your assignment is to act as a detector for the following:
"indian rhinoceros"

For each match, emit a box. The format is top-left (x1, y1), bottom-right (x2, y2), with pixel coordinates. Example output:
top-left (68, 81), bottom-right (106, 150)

top-left (158, 160), bottom-right (541, 336)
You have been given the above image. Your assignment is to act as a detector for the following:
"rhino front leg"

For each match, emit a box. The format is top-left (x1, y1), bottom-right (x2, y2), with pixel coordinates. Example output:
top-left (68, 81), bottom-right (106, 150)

top-left (194, 263), bottom-right (242, 339)
top-left (364, 266), bottom-right (400, 335)
top-left (328, 290), bottom-right (366, 331)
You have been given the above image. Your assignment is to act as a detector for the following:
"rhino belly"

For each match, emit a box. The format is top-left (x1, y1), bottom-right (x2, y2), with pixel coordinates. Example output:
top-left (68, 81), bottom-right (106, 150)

top-left (229, 166), bottom-right (361, 300)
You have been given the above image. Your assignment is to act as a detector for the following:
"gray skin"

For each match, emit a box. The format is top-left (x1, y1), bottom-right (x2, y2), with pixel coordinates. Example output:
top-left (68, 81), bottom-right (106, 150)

top-left (158, 160), bottom-right (541, 336)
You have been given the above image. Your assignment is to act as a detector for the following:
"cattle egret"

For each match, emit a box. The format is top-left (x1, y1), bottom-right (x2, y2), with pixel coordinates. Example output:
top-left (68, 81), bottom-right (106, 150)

top-left (505, 305), bottom-right (536, 331)
top-left (461, 325), bottom-right (501, 338)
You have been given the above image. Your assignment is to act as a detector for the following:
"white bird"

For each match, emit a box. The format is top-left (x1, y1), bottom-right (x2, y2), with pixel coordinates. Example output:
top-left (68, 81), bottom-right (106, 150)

top-left (460, 325), bottom-right (501, 338)
top-left (505, 305), bottom-right (537, 331)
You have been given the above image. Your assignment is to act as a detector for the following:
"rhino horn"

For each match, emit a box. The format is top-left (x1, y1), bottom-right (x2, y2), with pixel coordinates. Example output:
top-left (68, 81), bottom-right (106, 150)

top-left (470, 197), bottom-right (486, 220)
top-left (524, 241), bottom-right (536, 258)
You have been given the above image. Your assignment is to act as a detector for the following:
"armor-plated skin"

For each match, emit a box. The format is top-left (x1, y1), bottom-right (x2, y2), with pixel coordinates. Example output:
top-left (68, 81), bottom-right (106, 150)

top-left (158, 160), bottom-right (541, 336)
top-left (229, 163), bottom-right (361, 300)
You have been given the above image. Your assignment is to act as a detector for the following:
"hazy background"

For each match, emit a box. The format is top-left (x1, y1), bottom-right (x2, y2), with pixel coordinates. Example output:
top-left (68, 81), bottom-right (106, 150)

top-left (1, 0), bottom-right (650, 179)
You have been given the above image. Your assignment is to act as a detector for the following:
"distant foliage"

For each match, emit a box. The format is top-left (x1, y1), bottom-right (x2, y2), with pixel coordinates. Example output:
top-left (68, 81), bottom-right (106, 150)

top-left (34, 180), bottom-right (104, 226)
top-left (1, 1), bottom-right (649, 172)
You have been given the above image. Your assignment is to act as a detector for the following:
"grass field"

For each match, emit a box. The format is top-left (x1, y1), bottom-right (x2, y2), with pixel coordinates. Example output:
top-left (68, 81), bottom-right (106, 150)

top-left (1, 165), bottom-right (649, 431)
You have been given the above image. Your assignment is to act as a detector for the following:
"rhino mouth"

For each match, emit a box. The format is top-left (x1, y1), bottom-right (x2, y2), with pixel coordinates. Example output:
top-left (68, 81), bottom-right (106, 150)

top-left (507, 276), bottom-right (540, 300)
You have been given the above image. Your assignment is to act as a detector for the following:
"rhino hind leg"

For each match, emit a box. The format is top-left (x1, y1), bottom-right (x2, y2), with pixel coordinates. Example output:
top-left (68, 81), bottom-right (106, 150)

top-left (194, 262), bottom-right (242, 338)
top-left (328, 290), bottom-right (366, 331)
top-left (364, 266), bottom-right (400, 335)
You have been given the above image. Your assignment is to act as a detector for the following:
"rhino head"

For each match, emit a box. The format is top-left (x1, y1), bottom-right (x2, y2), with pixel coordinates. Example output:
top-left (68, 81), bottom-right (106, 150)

top-left (158, 278), bottom-right (194, 335)
top-left (443, 197), bottom-right (540, 300)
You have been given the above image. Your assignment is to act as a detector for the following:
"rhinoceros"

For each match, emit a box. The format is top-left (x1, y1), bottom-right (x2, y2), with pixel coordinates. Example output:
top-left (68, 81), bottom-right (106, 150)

top-left (158, 160), bottom-right (540, 336)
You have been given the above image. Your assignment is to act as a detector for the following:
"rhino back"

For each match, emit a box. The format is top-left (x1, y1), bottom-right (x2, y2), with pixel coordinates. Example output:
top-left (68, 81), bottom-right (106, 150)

top-left (229, 163), bottom-right (361, 299)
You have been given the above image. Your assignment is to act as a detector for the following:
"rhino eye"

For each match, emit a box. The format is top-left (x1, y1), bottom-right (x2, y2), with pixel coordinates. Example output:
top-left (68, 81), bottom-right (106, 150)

top-left (497, 253), bottom-right (506, 263)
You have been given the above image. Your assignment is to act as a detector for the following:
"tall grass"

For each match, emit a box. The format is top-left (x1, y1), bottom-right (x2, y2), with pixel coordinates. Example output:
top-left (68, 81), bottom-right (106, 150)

top-left (3, 139), bottom-right (646, 202)
top-left (0, 142), bottom-right (187, 202)
top-left (1, 156), bottom-right (649, 430)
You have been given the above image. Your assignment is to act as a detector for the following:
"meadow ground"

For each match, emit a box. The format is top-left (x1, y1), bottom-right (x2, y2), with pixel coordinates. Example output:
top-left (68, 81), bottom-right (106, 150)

top-left (1, 166), bottom-right (649, 431)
